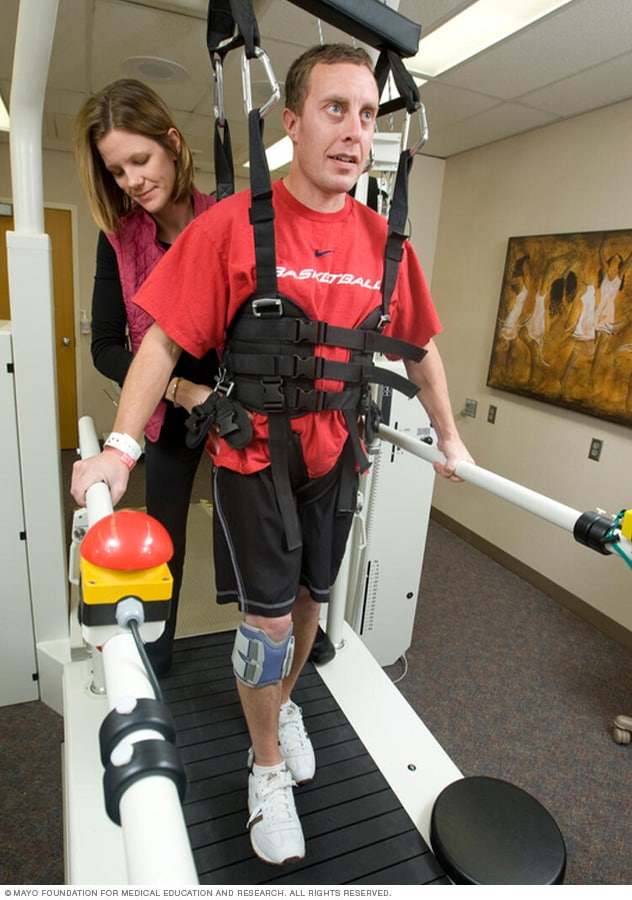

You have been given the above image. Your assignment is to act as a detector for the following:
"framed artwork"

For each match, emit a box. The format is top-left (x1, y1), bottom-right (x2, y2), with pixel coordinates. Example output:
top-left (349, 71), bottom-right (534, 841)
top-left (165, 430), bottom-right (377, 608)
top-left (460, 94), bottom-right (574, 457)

top-left (486, 229), bottom-right (632, 427)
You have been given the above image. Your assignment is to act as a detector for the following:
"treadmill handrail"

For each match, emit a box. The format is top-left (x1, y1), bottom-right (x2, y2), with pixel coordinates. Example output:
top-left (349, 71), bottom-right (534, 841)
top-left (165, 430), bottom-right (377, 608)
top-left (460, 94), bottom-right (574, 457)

top-left (77, 416), bottom-right (199, 885)
top-left (377, 422), bottom-right (630, 563)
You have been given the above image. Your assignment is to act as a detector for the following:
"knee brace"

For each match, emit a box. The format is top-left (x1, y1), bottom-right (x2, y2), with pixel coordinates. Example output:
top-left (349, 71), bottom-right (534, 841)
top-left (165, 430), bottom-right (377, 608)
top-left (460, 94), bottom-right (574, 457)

top-left (232, 622), bottom-right (295, 688)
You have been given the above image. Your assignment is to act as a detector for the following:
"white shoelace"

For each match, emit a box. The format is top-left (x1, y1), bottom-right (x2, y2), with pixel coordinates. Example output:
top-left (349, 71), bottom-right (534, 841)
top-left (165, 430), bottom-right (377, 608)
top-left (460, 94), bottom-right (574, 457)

top-left (279, 703), bottom-right (309, 752)
top-left (248, 767), bottom-right (297, 828)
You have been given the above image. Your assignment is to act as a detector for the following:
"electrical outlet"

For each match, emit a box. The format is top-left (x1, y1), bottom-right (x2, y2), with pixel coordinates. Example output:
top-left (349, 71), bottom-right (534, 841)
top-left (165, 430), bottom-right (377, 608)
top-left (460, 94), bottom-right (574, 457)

top-left (487, 404), bottom-right (497, 424)
top-left (463, 398), bottom-right (477, 418)
top-left (588, 438), bottom-right (603, 461)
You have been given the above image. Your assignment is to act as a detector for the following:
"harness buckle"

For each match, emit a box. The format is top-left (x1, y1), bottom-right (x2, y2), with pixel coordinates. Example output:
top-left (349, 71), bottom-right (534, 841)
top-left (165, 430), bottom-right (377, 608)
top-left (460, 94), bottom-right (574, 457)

top-left (252, 297), bottom-right (283, 318)
top-left (262, 377), bottom-right (285, 411)
top-left (292, 355), bottom-right (324, 379)
top-left (377, 313), bottom-right (392, 331)
top-left (294, 319), bottom-right (327, 344)
top-left (286, 385), bottom-right (325, 412)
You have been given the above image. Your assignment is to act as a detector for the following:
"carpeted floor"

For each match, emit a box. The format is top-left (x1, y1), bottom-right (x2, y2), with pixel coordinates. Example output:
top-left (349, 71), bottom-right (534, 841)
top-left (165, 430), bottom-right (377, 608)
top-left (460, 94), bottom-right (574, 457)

top-left (0, 700), bottom-right (64, 884)
top-left (1, 450), bottom-right (631, 885)
top-left (385, 521), bottom-right (632, 886)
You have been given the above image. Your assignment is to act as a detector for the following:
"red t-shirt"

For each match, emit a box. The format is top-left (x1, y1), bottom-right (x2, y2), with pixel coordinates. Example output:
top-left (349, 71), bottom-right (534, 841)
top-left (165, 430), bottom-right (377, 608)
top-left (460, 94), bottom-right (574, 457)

top-left (134, 179), bottom-right (441, 478)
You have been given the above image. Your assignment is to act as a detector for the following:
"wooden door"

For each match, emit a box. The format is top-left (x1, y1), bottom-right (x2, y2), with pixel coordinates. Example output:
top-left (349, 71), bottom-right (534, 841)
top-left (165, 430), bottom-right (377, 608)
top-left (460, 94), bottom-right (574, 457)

top-left (0, 206), bottom-right (78, 448)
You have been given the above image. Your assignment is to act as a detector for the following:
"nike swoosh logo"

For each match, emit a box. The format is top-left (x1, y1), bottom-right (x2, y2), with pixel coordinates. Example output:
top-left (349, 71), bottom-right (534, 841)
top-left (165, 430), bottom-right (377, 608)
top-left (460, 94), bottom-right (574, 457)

top-left (315, 249), bottom-right (334, 257)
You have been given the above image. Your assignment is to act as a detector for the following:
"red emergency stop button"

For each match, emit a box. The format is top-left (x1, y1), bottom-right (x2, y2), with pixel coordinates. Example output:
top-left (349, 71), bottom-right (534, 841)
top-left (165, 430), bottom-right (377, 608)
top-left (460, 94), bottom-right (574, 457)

top-left (80, 509), bottom-right (173, 571)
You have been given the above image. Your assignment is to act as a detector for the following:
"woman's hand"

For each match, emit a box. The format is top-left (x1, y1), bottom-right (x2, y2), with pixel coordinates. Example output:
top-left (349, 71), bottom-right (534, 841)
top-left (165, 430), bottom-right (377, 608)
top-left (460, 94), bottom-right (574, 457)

top-left (71, 451), bottom-right (131, 507)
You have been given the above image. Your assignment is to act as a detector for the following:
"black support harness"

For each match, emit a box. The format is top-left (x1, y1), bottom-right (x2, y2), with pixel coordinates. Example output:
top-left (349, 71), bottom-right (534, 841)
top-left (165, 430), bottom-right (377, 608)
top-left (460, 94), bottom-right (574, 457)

top-left (188, 0), bottom-right (429, 550)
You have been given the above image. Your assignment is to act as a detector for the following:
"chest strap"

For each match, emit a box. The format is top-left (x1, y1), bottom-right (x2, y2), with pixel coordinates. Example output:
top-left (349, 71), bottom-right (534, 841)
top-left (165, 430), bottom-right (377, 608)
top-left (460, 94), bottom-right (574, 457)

top-left (224, 297), bottom-right (424, 414)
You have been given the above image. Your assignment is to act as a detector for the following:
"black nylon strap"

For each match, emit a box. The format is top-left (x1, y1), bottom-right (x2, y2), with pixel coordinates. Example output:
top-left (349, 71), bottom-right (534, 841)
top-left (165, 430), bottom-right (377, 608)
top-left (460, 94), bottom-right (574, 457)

top-left (267, 414), bottom-right (302, 551)
top-left (247, 109), bottom-right (278, 299)
top-left (214, 117), bottom-right (234, 200)
top-left (206, 0), bottom-right (260, 58)
top-left (374, 48), bottom-right (420, 117)
top-left (227, 351), bottom-right (420, 398)
top-left (373, 49), bottom-right (420, 328)
top-left (206, 0), bottom-right (237, 56)
top-left (229, 309), bottom-right (425, 361)
top-left (342, 407), bottom-right (370, 474)
top-left (234, 379), bottom-right (363, 414)
top-left (381, 147), bottom-right (414, 324)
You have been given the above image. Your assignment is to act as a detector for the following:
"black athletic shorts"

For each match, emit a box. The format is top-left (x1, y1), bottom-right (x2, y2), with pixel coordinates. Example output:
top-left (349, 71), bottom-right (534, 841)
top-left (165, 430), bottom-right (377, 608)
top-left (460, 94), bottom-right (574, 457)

top-left (212, 461), bottom-right (358, 618)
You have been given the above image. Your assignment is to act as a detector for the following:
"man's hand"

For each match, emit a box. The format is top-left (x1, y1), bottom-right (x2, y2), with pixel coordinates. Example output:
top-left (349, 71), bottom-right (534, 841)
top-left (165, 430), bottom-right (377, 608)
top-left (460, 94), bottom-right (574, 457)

top-left (71, 451), bottom-right (131, 507)
top-left (433, 434), bottom-right (474, 483)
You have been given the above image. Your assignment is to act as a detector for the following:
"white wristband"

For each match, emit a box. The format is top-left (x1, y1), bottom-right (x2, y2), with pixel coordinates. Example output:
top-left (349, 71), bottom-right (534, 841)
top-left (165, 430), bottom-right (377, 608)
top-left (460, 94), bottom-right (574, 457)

top-left (104, 432), bottom-right (142, 462)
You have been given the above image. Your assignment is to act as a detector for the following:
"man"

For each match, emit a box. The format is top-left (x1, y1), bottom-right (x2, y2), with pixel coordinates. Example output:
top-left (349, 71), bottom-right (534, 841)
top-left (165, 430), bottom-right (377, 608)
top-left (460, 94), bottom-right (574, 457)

top-left (72, 43), bottom-right (473, 866)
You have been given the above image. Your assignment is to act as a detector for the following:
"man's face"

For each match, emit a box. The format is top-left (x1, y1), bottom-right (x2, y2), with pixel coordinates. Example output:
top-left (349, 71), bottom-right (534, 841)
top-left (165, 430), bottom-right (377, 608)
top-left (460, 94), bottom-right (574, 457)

top-left (283, 61), bottom-right (379, 210)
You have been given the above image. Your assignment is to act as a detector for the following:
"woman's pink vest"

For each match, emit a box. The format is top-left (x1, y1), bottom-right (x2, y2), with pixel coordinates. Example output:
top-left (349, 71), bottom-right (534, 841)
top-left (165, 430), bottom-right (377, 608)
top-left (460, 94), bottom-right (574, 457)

top-left (105, 187), bottom-right (216, 440)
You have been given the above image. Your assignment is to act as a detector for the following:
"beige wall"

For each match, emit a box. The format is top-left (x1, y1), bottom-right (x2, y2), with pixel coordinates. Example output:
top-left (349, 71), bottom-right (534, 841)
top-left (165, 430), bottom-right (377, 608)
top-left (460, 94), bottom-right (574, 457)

top-left (421, 98), bottom-right (632, 635)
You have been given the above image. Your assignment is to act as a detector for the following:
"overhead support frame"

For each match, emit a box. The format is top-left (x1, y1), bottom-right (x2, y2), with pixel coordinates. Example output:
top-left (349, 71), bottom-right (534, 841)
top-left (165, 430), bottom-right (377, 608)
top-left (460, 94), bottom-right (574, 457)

top-left (287, 0), bottom-right (421, 57)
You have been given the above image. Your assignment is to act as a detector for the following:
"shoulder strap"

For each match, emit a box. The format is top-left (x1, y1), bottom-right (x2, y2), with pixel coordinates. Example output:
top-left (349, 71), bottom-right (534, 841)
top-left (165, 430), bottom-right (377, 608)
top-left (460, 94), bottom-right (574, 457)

top-left (373, 49), bottom-right (422, 327)
top-left (213, 117), bottom-right (234, 201)
top-left (247, 109), bottom-right (278, 299)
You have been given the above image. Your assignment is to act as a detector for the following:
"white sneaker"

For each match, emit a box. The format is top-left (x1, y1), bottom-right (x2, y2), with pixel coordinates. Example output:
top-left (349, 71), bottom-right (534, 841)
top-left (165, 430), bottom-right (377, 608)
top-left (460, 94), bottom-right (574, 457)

top-left (247, 762), bottom-right (305, 865)
top-left (278, 700), bottom-right (316, 784)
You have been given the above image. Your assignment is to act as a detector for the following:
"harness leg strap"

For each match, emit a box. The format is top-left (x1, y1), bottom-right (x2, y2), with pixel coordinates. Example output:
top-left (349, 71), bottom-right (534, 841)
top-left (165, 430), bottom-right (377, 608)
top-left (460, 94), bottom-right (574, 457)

top-left (232, 622), bottom-right (295, 688)
top-left (268, 414), bottom-right (303, 552)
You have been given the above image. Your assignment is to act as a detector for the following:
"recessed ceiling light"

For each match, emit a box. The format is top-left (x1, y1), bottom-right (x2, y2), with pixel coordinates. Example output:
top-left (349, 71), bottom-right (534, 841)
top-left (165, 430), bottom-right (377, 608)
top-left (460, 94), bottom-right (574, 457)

top-left (409, 0), bottom-right (575, 78)
top-left (122, 56), bottom-right (190, 83)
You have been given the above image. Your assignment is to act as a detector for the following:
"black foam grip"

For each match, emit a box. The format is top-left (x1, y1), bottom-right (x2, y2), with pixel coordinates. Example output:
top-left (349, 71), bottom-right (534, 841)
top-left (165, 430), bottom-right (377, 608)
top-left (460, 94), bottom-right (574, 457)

top-left (103, 739), bottom-right (187, 826)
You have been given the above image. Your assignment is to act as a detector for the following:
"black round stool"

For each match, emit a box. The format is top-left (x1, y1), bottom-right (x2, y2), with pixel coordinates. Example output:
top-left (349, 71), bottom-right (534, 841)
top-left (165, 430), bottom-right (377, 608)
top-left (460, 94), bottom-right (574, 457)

top-left (430, 776), bottom-right (566, 885)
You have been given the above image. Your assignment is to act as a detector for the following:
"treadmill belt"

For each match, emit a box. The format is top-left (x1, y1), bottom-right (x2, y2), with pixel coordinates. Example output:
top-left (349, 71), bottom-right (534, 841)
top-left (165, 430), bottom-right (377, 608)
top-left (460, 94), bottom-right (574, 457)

top-left (162, 631), bottom-right (448, 885)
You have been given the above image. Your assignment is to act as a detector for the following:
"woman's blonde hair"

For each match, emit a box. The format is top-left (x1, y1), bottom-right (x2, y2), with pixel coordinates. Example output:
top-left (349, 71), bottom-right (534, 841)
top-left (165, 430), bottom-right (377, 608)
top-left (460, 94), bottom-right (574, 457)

top-left (74, 78), bottom-right (194, 232)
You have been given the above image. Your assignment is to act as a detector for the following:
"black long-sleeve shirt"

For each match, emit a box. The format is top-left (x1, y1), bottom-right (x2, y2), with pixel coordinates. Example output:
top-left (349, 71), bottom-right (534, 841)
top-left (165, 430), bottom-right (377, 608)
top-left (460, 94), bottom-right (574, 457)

top-left (90, 231), bottom-right (218, 388)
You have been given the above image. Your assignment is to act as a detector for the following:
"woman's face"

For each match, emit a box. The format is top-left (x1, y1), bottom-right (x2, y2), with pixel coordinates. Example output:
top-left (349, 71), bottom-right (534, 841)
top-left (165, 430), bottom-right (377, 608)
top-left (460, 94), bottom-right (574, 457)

top-left (96, 127), bottom-right (180, 216)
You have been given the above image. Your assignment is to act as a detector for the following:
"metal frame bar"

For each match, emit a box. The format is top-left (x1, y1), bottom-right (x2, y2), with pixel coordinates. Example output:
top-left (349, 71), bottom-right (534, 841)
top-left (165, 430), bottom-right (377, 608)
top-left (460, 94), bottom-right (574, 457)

top-left (288, 0), bottom-right (421, 57)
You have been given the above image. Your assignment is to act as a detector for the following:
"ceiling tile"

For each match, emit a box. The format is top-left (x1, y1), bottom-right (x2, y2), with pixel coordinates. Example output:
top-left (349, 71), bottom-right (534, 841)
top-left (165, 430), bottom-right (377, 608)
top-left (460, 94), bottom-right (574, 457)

top-left (91, 0), bottom-right (210, 105)
top-left (419, 81), bottom-right (499, 132)
top-left (425, 101), bottom-right (559, 157)
top-left (518, 50), bottom-right (632, 117)
top-left (438, 0), bottom-right (632, 100)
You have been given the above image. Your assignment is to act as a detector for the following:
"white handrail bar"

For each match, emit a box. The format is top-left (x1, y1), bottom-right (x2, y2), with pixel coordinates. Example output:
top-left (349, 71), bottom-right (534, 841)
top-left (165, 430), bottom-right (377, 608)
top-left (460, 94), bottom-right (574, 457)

top-left (78, 416), bottom-right (199, 884)
top-left (377, 423), bottom-right (632, 570)
top-left (378, 423), bottom-right (582, 533)
top-left (79, 415), bottom-right (114, 526)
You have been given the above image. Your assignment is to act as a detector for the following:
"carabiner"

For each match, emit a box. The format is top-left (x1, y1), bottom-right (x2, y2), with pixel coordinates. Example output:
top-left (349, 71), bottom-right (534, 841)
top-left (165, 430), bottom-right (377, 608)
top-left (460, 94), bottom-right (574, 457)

top-left (212, 55), bottom-right (226, 126)
top-left (407, 102), bottom-right (429, 158)
top-left (241, 46), bottom-right (280, 120)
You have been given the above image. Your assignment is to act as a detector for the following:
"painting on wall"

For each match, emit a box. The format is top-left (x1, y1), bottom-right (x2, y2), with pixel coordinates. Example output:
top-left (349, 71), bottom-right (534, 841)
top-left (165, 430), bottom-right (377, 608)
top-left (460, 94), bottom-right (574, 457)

top-left (486, 229), bottom-right (632, 427)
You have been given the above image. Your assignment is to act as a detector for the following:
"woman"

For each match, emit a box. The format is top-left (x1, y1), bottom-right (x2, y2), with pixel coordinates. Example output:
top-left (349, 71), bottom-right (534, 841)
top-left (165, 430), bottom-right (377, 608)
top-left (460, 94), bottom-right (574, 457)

top-left (74, 78), bottom-right (218, 674)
